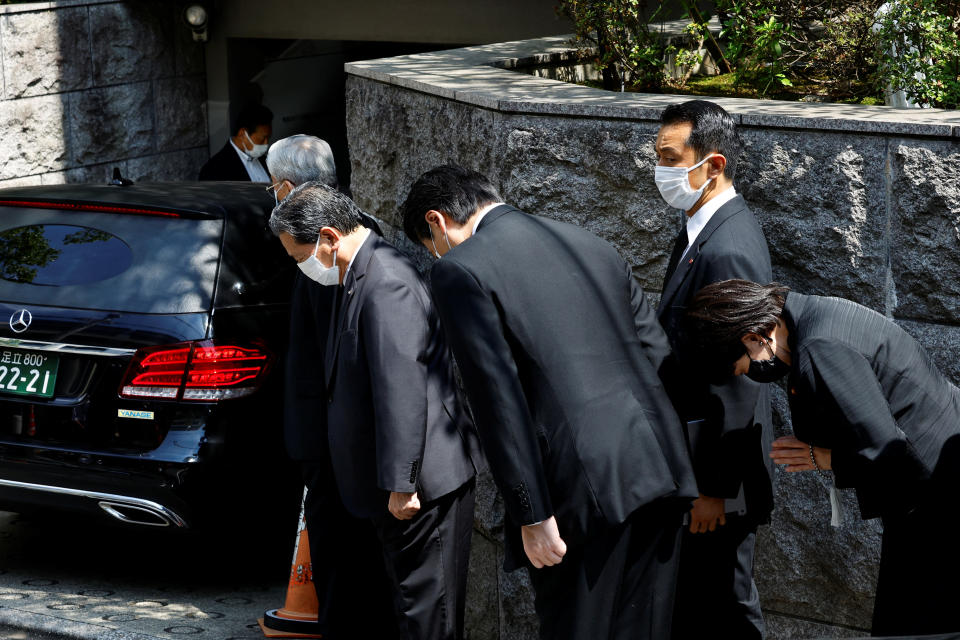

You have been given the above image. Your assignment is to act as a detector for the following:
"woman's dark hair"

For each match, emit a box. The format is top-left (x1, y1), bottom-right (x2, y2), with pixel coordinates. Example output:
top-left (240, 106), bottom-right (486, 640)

top-left (400, 164), bottom-right (501, 244)
top-left (683, 279), bottom-right (790, 378)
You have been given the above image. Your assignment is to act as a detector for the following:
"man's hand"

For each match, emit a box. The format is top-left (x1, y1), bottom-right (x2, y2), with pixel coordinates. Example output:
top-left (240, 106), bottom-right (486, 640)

top-left (689, 494), bottom-right (726, 533)
top-left (521, 516), bottom-right (567, 569)
top-left (388, 491), bottom-right (421, 520)
top-left (770, 436), bottom-right (832, 471)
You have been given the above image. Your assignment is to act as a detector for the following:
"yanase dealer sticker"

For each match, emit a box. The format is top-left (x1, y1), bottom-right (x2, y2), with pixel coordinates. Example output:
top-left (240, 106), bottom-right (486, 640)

top-left (118, 409), bottom-right (155, 420)
top-left (0, 348), bottom-right (58, 399)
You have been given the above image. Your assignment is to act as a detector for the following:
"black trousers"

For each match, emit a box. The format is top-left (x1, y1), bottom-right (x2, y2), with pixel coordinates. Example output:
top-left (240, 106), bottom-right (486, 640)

top-left (301, 462), bottom-right (400, 640)
top-left (373, 479), bottom-right (476, 640)
top-left (872, 500), bottom-right (960, 636)
top-left (527, 500), bottom-right (684, 640)
top-left (671, 514), bottom-right (765, 639)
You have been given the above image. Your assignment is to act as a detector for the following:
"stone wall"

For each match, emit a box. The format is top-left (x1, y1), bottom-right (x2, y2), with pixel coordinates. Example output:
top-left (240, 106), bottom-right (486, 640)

top-left (0, 0), bottom-right (207, 188)
top-left (344, 38), bottom-right (960, 639)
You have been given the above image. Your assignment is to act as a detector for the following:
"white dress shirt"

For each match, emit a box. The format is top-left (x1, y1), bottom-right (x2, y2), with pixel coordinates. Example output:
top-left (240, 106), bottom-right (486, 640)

top-left (680, 186), bottom-right (737, 262)
top-left (229, 139), bottom-right (270, 183)
top-left (472, 201), bottom-right (506, 235)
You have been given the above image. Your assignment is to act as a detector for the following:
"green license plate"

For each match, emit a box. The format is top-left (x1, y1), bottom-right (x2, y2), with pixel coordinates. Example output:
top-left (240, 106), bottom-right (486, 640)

top-left (0, 348), bottom-right (58, 398)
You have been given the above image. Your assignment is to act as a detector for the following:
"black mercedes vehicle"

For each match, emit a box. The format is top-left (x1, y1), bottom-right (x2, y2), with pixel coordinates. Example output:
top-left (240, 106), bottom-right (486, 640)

top-left (0, 180), bottom-right (301, 529)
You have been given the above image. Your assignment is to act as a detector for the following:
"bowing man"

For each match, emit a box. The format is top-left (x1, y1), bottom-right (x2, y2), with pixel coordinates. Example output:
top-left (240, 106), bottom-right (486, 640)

top-left (270, 182), bottom-right (480, 640)
top-left (685, 279), bottom-right (960, 637)
top-left (399, 164), bottom-right (697, 640)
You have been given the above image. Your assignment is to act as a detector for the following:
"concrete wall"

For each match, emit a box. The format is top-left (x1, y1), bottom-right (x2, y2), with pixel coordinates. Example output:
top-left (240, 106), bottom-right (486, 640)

top-left (0, 0), bottom-right (208, 188)
top-left (344, 38), bottom-right (960, 639)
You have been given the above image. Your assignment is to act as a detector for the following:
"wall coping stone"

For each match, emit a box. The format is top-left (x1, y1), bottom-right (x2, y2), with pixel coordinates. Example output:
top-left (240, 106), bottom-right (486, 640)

top-left (0, 0), bottom-right (117, 15)
top-left (345, 35), bottom-right (960, 139)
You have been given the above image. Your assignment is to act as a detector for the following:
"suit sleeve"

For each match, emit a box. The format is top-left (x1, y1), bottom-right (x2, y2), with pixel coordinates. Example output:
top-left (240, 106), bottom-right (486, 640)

top-left (799, 340), bottom-right (929, 515)
top-left (361, 277), bottom-right (429, 494)
top-left (283, 274), bottom-right (328, 459)
top-left (692, 249), bottom-right (772, 499)
top-left (430, 258), bottom-right (553, 526)
top-left (626, 259), bottom-right (671, 373)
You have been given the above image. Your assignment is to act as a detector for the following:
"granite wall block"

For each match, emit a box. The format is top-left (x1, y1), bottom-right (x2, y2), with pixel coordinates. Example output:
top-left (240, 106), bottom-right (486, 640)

top-left (739, 131), bottom-right (889, 312)
top-left (0, 94), bottom-right (68, 180)
top-left (1, 6), bottom-right (92, 99)
top-left (889, 140), bottom-right (960, 323)
top-left (0, 0), bottom-right (208, 187)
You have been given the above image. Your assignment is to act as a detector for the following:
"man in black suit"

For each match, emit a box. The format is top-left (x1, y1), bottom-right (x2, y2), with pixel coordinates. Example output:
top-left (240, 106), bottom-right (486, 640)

top-left (271, 182), bottom-right (479, 640)
top-left (653, 100), bottom-right (773, 639)
top-left (686, 279), bottom-right (960, 637)
top-left (198, 103), bottom-right (273, 182)
top-left (399, 165), bottom-right (697, 640)
top-left (269, 135), bottom-right (394, 638)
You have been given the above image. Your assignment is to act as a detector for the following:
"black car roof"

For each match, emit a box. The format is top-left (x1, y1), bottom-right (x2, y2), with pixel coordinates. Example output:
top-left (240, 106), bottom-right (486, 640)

top-left (0, 182), bottom-right (272, 218)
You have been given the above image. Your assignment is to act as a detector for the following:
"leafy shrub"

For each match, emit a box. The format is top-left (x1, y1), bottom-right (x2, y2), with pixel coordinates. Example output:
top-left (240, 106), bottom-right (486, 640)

top-left (874, 0), bottom-right (960, 108)
top-left (558, 0), bottom-right (672, 91)
top-left (560, 0), bottom-right (958, 107)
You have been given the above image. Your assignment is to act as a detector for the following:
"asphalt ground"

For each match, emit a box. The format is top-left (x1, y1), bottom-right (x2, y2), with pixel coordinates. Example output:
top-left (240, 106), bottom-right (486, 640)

top-left (0, 510), bottom-right (300, 639)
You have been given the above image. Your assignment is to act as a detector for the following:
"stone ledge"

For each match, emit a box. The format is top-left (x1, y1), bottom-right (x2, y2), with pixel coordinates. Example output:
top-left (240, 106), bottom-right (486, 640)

top-left (345, 35), bottom-right (960, 139)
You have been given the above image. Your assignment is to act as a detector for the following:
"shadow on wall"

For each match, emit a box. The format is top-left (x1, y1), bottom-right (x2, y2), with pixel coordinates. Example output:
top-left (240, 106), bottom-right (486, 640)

top-left (0, 0), bottom-right (208, 189)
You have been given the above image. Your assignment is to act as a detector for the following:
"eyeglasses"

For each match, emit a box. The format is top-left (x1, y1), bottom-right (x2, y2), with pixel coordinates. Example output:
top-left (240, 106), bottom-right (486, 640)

top-left (265, 182), bottom-right (283, 194)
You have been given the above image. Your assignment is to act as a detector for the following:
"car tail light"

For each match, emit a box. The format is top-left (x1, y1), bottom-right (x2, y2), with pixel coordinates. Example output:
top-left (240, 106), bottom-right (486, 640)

top-left (119, 341), bottom-right (273, 402)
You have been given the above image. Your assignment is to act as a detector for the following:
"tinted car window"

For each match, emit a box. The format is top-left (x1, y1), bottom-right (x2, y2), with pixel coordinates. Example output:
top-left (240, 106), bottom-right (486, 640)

top-left (0, 224), bottom-right (133, 286)
top-left (0, 208), bottom-right (222, 314)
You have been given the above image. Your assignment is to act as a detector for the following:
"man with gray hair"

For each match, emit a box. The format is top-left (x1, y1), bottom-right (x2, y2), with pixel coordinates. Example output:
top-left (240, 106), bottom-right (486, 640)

top-left (266, 134), bottom-right (339, 200)
top-left (271, 182), bottom-right (479, 640)
top-left (267, 135), bottom-right (388, 637)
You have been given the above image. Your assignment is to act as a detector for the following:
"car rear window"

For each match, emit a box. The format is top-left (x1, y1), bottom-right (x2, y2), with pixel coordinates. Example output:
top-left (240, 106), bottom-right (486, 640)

top-left (0, 207), bottom-right (222, 314)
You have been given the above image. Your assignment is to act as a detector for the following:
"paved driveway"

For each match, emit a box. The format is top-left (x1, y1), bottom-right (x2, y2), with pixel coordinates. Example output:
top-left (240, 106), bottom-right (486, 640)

top-left (0, 510), bottom-right (299, 639)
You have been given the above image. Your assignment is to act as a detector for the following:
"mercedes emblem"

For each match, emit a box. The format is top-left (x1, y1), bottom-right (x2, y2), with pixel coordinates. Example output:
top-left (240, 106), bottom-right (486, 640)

top-left (8, 309), bottom-right (32, 334)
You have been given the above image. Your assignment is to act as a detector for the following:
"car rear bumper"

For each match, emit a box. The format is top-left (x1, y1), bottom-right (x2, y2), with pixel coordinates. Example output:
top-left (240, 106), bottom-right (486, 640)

top-left (0, 477), bottom-right (188, 527)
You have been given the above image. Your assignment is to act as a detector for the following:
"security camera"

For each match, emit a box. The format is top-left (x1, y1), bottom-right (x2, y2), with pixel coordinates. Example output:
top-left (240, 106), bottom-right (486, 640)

top-left (183, 4), bottom-right (208, 42)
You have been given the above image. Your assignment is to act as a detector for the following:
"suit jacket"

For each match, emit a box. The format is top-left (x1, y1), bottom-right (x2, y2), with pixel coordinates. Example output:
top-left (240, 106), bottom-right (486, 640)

top-left (325, 234), bottom-right (478, 518)
top-left (198, 141), bottom-right (266, 181)
top-left (430, 205), bottom-right (697, 569)
top-left (283, 213), bottom-right (382, 462)
top-left (783, 292), bottom-right (960, 520)
top-left (658, 195), bottom-right (774, 520)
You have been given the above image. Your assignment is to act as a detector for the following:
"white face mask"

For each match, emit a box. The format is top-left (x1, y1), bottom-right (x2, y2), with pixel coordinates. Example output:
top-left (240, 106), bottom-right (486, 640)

top-left (243, 130), bottom-right (269, 160)
top-left (298, 235), bottom-right (339, 286)
top-left (428, 225), bottom-right (452, 259)
top-left (654, 154), bottom-right (718, 211)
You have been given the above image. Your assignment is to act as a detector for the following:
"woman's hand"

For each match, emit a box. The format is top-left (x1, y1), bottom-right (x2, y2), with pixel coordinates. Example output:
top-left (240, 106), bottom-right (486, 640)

top-left (770, 435), bottom-right (831, 471)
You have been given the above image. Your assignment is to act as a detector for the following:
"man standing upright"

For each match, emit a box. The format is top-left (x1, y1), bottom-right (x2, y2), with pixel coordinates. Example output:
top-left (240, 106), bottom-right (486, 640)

top-left (271, 183), bottom-right (479, 640)
top-left (400, 165), bottom-right (697, 640)
top-left (266, 135), bottom-right (391, 638)
top-left (199, 102), bottom-right (273, 182)
top-left (653, 100), bottom-right (774, 639)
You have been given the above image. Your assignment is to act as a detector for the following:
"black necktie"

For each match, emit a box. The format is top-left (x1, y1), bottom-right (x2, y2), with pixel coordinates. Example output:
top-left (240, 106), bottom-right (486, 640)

top-left (664, 227), bottom-right (689, 285)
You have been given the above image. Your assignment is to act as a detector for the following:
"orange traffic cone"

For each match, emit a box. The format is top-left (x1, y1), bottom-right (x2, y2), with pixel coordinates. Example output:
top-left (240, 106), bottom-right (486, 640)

top-left (259, 487), bottom-right (324, 638)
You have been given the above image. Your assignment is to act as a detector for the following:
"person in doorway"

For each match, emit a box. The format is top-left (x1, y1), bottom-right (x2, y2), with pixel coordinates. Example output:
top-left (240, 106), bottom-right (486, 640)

top-left (685, 278), bottom-right (960, 636)
top-left (199, 102), bottom-right (273, 182)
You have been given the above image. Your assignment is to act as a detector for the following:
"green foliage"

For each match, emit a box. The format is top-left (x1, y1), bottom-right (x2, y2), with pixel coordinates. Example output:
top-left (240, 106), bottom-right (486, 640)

top-left (559, 0), bottom-right (671, 91)
top-left (716, 0), bottom-right (885, 99)
top-left (561, 0), bottom-right (957, 107)
top-left (0, 227), bottom-right (60, 284)
top-left (874, 0), bottom-right (960, 108)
